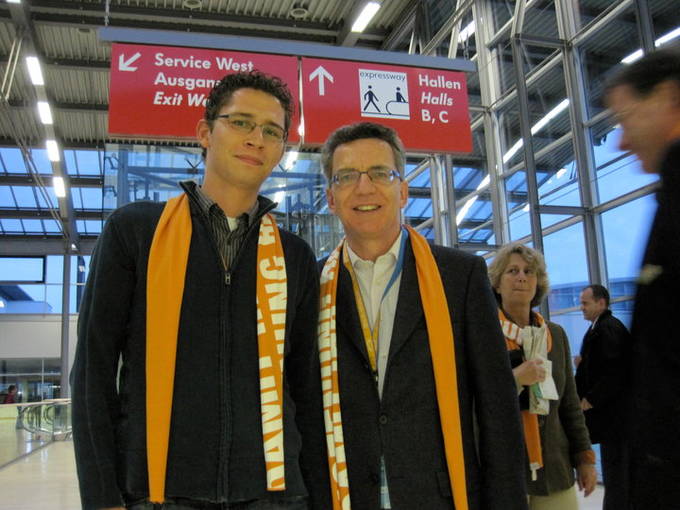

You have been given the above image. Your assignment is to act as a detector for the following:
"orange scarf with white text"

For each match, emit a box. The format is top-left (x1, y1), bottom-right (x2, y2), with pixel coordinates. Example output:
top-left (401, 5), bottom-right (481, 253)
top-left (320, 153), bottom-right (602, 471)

top-left (318, 226), bottom-right (469, 510)
top-left (146, 194), bottom-right (287, 503)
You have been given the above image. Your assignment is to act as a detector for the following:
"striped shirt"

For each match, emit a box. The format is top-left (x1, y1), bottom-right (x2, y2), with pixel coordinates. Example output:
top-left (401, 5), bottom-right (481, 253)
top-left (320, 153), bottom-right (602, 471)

top-left (183, 181), bottom-right (259, 271)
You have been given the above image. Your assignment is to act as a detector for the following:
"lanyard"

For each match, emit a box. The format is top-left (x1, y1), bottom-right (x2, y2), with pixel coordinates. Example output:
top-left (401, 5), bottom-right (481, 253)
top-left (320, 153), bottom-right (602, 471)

top-left (343, 230), bottom-right (407, 379)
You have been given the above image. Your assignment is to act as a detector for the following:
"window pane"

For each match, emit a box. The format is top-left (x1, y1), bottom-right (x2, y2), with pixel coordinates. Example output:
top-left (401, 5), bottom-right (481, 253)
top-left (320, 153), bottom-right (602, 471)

top-left (593, 127), bottom-right (659, 203)
top-left (0, 257), bottom-right (44, 282)
top-left (601, 193), bottom-right (657, 284)
top-left (544, 222), bottom-right (589, 311)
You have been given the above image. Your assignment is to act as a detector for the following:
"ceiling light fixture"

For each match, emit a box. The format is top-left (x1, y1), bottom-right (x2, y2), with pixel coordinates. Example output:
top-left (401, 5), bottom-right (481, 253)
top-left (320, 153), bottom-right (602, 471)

top-left (458, 21), bottom-right (475, 43)
top-left (290, 2), bottom-right (309, 19)
top-left (26, 56), bottom-right (44, 86)
top-left (352, 1), bottom-right (381, 33)
top-left (621, 25), bottom-right (680, 64)
top-left (46, 139), bottom-right (60, 162)
top-left (37, 101), bottom-right (53, 124)
top-left (182, 0), bottom-right (202, 8)
top-left (53, 176), bottom-right (66, 197)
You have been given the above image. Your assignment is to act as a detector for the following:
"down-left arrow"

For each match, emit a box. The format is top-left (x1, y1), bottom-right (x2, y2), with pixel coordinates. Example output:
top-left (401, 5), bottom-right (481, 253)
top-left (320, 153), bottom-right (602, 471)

top-left (119, 52), bottom-right (141, 72)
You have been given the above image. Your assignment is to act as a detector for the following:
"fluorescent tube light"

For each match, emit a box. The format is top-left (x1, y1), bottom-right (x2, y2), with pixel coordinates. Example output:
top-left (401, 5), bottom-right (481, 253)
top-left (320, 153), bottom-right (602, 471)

top-left (46, 139), bottom-right (60, 161)
top-left (620, 25), bottom-right (680, 64)
top-left (458, 21), bottom-right (475, 43)
top-left (456, 196), bottom-right (478, 226)
top-left (53, 176), bottom-right (66, 197)
top-left (26, 56), bottom-right (44, 86)
top-left (37, 101), bottom-right (53, 124)
top-left (352, 1), bottom-right (381, 33)
top-left (502, 99), bottom-right (570, 164)
top-left (656, 26), bottom-right (680, 46)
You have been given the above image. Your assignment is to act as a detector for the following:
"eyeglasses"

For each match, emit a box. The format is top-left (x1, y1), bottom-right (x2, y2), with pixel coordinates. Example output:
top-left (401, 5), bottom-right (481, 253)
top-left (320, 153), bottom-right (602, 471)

top-left (215, 114), bottom-right (286, 143)
top-left (330, 168), bottom-right (401, 188)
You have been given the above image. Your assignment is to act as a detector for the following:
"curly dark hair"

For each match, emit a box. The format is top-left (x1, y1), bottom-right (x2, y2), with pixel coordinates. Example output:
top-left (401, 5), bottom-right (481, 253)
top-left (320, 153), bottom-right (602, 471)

top-left (320, 122), bottom-right (406, 183)
top-left (201, 71), bottom-right (293, 157)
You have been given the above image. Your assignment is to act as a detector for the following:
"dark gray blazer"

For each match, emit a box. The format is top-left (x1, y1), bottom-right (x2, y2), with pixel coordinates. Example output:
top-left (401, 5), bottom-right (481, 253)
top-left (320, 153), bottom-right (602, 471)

top-left (328, 242), bottom-right (527, 510)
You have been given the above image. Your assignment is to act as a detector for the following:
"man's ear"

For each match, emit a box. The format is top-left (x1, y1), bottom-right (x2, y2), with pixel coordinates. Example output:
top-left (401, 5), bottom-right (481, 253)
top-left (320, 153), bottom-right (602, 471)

top-left (399, 179), bottom-right (409, 208)
top-left (196, 118), bottom-right (211, 150)
top-left (326, 187), bottom-right (336, 213)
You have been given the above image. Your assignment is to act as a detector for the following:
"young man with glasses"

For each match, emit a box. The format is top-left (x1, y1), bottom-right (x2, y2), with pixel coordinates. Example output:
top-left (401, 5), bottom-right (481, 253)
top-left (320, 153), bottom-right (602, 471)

top-left (72, 71), bottom-right (329, 510)
top-left (317, 122), bottom-right (527, 510)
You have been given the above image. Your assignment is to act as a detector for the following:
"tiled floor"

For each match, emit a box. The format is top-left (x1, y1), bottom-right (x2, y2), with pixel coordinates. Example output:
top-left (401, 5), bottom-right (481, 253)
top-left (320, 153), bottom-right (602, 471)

top-left (0, 440), bottom-right (605, 509)
top-left (0, 441), bottom-right (81, 510)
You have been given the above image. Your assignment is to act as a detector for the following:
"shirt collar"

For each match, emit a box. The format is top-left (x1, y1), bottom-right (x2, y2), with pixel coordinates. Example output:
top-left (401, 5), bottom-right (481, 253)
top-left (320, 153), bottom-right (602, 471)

top-left (346, 231), bottom-right (403, 269)
top-left (182, 180), bottom-right (259, 226)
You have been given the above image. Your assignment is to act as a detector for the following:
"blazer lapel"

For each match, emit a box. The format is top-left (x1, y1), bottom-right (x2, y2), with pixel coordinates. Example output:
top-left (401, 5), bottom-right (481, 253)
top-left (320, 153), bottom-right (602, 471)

top-left (336, 257), bottom-right (371, 364)
top-left (388, 241), bottom-right (424, 362)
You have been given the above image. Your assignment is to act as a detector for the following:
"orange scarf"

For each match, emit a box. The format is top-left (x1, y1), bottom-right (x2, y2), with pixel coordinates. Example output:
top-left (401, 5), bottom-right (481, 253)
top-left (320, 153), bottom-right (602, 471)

top-left (146, 194), bottom-right (287, 503)
top-left (498, 309), bottom-right (552, 480)
top-left (318, 226), bottom-right (468, 510)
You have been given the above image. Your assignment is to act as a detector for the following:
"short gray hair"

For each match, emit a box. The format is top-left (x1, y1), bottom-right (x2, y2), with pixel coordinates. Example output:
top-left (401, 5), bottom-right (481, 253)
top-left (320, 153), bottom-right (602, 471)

top-left (320, 122), bottom-right (405, 183)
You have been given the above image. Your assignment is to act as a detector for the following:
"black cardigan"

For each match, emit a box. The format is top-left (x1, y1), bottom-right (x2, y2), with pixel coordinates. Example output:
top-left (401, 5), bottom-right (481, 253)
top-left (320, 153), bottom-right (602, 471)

top-left (71, 191), bottom-right (329, 509)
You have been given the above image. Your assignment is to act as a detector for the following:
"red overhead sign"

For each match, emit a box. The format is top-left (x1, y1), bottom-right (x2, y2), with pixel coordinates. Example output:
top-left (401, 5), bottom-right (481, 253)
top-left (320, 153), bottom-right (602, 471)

top-left (108, 43), bottom-right (473, 153)
top-left (108, 43), bottom-right (300, 141)
top-left (300, 58), bottom-right (472, 153)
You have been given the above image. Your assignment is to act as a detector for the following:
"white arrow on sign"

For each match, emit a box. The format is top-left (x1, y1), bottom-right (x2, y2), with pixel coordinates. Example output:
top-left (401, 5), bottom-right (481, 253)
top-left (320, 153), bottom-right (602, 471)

top-left (309, 65), bottom-right (334, 96)
top-left (119, 52), bottom-right (141, 72)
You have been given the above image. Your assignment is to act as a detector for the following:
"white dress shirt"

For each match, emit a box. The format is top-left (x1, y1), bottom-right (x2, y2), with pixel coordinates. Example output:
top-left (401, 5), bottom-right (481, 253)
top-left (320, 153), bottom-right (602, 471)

top-left (345, 231), bottom-right (403, 398)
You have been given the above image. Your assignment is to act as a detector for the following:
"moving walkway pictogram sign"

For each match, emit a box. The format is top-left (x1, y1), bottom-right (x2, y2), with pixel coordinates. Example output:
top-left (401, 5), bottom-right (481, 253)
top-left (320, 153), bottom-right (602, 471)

top-left (109, 43), bottom-right (472, 153)
top-left (301, 58), bottom-right (472, 153)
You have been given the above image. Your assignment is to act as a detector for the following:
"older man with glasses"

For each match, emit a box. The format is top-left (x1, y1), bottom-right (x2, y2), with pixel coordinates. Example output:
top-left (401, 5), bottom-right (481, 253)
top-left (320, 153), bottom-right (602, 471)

top-left (71, 71), bottom-right (329, 510)
top-left (317, 122), bottom-right (527, 510)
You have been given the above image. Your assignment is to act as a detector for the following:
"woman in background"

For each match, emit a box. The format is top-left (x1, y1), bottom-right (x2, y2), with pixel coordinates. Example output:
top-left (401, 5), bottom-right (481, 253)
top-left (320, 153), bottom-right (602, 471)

top-left (488, 243), bottom-right (596, 510)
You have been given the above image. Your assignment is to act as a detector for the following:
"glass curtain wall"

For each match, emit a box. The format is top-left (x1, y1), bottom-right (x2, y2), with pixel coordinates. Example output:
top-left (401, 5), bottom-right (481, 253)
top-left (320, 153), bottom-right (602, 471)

top-left (2, 1), bottom-right (679, 350)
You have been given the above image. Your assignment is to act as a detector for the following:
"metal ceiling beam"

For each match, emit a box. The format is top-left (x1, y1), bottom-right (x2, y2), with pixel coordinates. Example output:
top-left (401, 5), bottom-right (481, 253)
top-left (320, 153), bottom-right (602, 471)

top-left (0, 55), bottom-right (110, 72)
top-left (0, 208), bottom-right (106, 220)
top-left (7, 99), bottom-right (108, 113)
top-left (0, 236), bottom-right (98, 255)
top-left (0, 174), bottom-right (102, 187)
top-left (32, 17), bottom-right (341, 45)
top-left (28, 0), bottom-right (339, 37)
top-left (380, 2), bottom-right (417, 50)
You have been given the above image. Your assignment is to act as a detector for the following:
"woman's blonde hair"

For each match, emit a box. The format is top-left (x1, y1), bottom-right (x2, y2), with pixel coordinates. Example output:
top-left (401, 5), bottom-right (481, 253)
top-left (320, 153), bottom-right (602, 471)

top-left (487, 243), bottom-right (550, 308)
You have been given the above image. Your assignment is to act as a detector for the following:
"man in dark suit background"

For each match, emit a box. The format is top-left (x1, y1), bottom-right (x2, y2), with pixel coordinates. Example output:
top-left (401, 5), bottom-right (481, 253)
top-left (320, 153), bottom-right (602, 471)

top-left (317, 122), bottom-right (527, 510)
top-left (605, 45), bottom-right (680, 509)
top-left (575, 284), bottom-right (631, 510)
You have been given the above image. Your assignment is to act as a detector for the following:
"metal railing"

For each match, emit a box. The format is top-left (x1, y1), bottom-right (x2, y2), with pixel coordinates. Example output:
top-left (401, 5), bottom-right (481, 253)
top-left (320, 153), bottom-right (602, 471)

top-left (0, 399), bottom-right (72, 469)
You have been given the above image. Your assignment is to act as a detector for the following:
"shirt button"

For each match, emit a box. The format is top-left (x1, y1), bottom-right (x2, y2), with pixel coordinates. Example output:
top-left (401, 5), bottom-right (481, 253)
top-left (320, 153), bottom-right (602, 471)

top-left (379, 414), bottom-right (388, 425)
